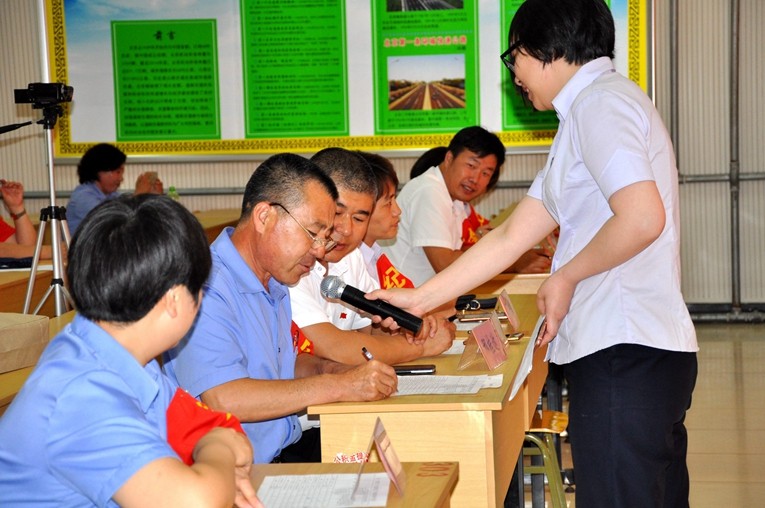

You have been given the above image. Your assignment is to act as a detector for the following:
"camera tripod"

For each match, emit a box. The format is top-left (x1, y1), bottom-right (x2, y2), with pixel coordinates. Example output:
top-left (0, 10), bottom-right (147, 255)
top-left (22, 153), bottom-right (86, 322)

top-left (17, 103), bottom-right (73, 316)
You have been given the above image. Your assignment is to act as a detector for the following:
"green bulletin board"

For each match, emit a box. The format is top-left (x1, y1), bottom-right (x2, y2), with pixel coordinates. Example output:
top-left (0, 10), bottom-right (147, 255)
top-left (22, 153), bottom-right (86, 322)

top-left (46, 0), bottom-right (651, 157)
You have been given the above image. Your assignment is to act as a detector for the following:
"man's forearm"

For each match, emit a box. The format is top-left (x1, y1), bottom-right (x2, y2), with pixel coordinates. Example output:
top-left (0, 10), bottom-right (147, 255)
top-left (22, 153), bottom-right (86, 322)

top-left (200, 376), bottom-right (339, 423)
top-left (423, 246), bottom-right (462, 273)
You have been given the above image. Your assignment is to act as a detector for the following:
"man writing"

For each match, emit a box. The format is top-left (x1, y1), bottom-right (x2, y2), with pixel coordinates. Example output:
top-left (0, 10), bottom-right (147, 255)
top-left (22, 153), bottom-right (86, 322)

top-left (164, 153), bottom-right (397, 464)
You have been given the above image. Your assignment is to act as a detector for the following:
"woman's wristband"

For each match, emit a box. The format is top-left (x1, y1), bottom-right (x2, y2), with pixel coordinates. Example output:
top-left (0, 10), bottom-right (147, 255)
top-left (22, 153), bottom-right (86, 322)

top-left (10, 209), bottom-right (27, 220)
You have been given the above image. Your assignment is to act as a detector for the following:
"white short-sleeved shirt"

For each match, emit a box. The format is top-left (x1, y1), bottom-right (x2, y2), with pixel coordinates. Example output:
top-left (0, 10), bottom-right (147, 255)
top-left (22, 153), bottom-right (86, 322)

top-left (528, 57), bottom-right (697, 364)
top-left (379, 166), bottom-right (468, 286)
top-left (289, 249), bottom-right (379, 330)
top-left (359, 242), bottom-right (382, 286)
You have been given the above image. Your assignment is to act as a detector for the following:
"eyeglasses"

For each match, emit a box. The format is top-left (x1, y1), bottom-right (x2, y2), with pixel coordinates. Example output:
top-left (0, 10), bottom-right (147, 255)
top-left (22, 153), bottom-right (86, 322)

top-left (270, 202), bottom-right (336, 252)
top-left (500, 40), bottom-right (523, 74)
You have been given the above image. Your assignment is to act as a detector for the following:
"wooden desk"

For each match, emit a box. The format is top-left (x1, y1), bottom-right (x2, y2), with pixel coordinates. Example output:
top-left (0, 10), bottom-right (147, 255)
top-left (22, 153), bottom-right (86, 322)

top-left (0, 310), bottom-right (76, 416)
top-left (0, 270), bottom-right (56, 317)
top-left (250, 461), bottom-right (458, 507)
top-left (193, 208), bottom-right (240, 244)
top-left (308, 294), bottom-right (547, 508)
top-left (471, 273), bottom-right (548, 295)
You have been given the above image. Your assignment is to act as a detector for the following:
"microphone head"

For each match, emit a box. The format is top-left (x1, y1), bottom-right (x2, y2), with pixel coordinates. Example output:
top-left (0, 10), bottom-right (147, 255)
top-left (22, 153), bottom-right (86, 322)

top-left (320, 275), bottom-right (345, 299)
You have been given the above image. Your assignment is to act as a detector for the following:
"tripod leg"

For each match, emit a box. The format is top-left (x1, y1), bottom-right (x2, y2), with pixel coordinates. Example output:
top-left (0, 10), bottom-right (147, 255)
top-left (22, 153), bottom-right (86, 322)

top-left (23, 217), bottom-right (47, 313)
top-left (59, 217), bottom-right (71, 247)
top-left (32, 284), bottom-right (56, 315)
top-left (57, 218), bottom-right (72, 290)
top-left (32, 281), bottom-right (72, 316)
top-left (49, 217), bottom-right (72, 315)
top-left (24, 211), bottom-right (73, 316)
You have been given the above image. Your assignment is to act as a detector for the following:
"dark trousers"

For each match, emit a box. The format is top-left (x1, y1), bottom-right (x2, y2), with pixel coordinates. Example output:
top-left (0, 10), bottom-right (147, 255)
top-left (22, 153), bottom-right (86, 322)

top-left (272, 428), bottom-right (322, 463)
top-left (565, 344), bottom-right (697, 508)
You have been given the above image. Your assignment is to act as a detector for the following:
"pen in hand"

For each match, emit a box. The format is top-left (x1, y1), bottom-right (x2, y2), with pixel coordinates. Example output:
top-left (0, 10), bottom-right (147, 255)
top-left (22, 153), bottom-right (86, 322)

top-left (361, 347), bottom-right (374, 361)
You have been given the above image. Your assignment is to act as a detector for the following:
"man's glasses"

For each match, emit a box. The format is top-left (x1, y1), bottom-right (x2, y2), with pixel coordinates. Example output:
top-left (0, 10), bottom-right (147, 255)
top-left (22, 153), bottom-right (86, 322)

top-left (500, 40), bottom-right (523, 74)
top-left (270, 202), bottom-right (336, 252)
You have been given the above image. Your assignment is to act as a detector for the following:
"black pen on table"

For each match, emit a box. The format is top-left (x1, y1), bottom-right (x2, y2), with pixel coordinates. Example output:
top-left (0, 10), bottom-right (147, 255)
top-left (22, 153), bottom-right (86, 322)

top-left (361, 347), bottom-right (374, 361)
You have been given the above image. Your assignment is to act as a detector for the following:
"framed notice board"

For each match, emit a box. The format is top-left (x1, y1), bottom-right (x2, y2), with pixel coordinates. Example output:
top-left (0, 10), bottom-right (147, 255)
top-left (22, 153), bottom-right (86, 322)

top-left (45, 0), bottom-right (652, 158)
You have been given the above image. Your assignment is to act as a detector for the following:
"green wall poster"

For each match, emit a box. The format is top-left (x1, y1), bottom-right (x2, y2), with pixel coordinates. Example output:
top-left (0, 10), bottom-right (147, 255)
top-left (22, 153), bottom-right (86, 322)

top-left (48, 0), bottom-right (650, 156)
top-left (111, 19), bottom-right (221, 141)
top-left (371, 0), bottom-right (478, 135)
top-left (240, 0), bottom-right (348, 138)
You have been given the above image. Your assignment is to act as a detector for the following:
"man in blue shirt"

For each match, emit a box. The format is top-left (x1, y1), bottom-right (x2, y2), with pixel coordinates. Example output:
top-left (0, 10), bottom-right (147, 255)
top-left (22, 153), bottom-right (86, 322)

top-left (164, 153), bottom-right (398, 464)
top-left (0, 195), bottom-right (260, 507)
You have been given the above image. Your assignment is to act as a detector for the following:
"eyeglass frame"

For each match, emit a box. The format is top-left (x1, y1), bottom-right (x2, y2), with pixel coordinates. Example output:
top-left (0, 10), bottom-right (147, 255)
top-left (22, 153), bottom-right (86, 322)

top-left (500, 40), bottom-right (523, 74)
top-left (269, 202), bottom-right (337, 252)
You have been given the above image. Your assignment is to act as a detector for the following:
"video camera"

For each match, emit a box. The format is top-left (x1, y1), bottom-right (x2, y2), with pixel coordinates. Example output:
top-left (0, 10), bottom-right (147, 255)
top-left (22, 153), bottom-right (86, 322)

top-left (14, 82), bottom-right (73, 108)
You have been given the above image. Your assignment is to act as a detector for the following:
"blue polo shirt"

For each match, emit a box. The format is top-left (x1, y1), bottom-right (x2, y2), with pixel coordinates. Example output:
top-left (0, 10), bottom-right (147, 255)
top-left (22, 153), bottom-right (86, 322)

top-left (163, 228), bottom-right (301, 463)
top-left (0, 315), bottom-right (178, 507)
top-left (67, 182), bottom-right (119, 234)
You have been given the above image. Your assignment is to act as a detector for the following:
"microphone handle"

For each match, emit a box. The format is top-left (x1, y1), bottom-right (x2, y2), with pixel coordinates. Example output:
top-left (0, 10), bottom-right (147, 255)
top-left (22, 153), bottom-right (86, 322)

top-left (340, 284), bottom-right (423, 334)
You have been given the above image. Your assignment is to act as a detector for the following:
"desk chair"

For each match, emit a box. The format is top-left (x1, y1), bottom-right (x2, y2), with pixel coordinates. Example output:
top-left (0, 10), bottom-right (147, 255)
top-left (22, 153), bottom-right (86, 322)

top-left (524, 409), bottom-right (568, 508)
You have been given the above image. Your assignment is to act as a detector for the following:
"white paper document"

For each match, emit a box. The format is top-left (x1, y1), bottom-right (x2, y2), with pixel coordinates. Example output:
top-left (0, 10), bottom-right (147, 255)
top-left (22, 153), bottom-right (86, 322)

top-left (257, 472), bottom-right (389, 508)
top-left (442, 340), bottom-right (466, 355)
top-left (394, 374), bottom-right (503, 396)
top-left (455, 319), bottom-right (484, 332)
top-left (508, 315), bottom-right (546, 401)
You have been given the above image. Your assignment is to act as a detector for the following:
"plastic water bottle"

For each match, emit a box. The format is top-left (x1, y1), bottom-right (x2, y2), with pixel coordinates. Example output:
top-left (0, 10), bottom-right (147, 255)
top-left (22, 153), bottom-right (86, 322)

top-left (167, 186), bottom-right (180, 201)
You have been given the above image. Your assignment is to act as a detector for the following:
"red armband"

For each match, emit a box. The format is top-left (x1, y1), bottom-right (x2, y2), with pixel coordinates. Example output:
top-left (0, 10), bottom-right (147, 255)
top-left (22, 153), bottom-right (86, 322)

top-left (461, 205), bottom-right (489, 248)
top-left (376, 253), bottom-right (415, 289)
top-left (292, 320), bottom-right (314, 355)
top-left (166, 388), bottom-right (244, 465)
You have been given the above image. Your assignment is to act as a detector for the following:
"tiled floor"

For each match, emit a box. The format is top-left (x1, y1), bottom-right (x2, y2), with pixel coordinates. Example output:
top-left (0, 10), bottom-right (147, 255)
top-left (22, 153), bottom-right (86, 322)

top-left (522, 322), bottom-right (765, 507)
top-left (685, 323), bottom-right (765, 507)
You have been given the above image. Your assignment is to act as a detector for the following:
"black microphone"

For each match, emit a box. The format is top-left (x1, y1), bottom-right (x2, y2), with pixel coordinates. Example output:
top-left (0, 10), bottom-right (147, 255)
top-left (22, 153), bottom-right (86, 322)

top-left (320, 275), bottom-right (423, 334)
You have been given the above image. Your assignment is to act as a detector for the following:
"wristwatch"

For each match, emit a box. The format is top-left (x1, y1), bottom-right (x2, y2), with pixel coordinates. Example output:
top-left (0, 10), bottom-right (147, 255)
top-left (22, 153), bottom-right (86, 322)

top-left (10, 209), bottom-right (27, 220)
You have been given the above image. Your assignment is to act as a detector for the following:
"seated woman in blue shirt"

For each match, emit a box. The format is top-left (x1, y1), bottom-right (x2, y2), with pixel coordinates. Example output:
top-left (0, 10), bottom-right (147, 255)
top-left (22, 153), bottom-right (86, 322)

top-left (0, 194), bottom-right (262, 508)
top-left (67, 143), bottom-right (164, 233)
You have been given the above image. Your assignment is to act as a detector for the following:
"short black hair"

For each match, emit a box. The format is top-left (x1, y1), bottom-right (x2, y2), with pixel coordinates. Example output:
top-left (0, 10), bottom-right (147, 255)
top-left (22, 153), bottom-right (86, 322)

top-left (508, 0), bottom-right (615, 66)
top-left (67, 194), bottom-right (211, 323)
top-left (410, 146), bottom-right (448, 180)
top-left (446, 126), bottom-right (505, 190)
top-left (240, 153), bottom-right (338, 222)
top-left (77, 143), bottom-right (127, 184)
top-left (356, 151), bottom-right (398, 200)
top-left (311, 147), bottom-right (378, 198)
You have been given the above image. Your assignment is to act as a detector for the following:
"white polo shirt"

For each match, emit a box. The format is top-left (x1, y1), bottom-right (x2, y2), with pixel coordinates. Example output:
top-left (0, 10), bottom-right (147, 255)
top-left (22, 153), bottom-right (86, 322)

top-left (379, 166), bottom-right (468, 286)
top-left (289, 248), bottom-right (379, 330)
top-left (530, 57), bottom-right (697, 364)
